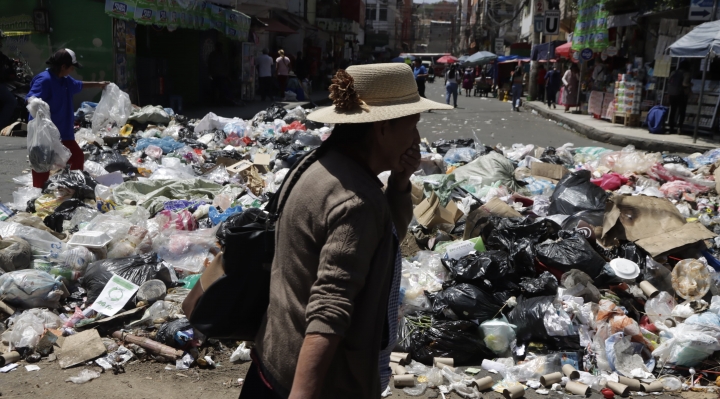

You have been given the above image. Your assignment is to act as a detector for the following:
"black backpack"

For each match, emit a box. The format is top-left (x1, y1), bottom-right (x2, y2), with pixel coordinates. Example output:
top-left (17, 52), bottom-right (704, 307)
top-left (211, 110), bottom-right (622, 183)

top-left (184, 150), bottom-right (316, 340)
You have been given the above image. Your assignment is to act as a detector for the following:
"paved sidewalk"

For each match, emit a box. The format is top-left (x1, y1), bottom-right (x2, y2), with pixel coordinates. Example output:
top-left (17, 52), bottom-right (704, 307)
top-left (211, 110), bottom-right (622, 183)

top-left (184, 90), bottom-right (331, 120)
top-left (525, 101), bottom-right (719, 154)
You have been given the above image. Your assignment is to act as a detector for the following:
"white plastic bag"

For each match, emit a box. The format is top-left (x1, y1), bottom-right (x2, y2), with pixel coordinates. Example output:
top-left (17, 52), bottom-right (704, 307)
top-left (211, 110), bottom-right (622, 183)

top-left (26, 97), bottom-right (71, 173)
top-left (92, 83), bottom-right (132, 133)
top-left (230, 342), bottom-right (252, 363)
top-left (66, 369), bottom-right (101, 384)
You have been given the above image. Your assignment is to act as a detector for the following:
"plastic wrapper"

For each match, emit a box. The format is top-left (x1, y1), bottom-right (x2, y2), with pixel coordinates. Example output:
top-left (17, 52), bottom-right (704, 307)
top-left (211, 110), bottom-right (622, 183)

top-left (481, 318), bottom-right (516, 354)
top-left (135, 136), bottom-right (185, 154)
top-left (156, 318), bottom-right (195, 349)
top-left (92, 83), bottom-right (132, 132)
top-left (444, 147), bottom-right (477, 164)
top-left (202, 166), bottom-right (230, 184)
top-left (42, 170), bottom-right (97, 200)
top-left (403, 383), bottom-right (428, 396)
top-left (547, 170), bottom-right (608, 216)
top-left (152, 229), bottom-right (216, 273)
top-left (519, 271), bottom-right (558, 297)
top-left (523, 177), bottom-right (556, 196)
top-left (0, 236), bottom-right (33, 273)
top-left (230, 342), bottom-right (252, 363)
top-left (598, 146), bottom-right (662, 174)
top-left (80, 253), bottom-right (175, 303)
top-left (10, 187), bottom-right (42, 212)
top-left (3, 311), bottom-right (45, 348)
top-left (590, 173), bottom-right (628, 190)
top-left (505, 144), bottom-right (535, 161)
top-left (503, 354), bottom-right (561, 382)
top-left (42, 198), bottom-right (93, 233)
top-left (404, 315), bottom-right (492, 364)
top-left (0, 220), bottom-right (65, 259)
top-left (88, 149), bottom-right (137, 174)
top-left (431, 283), bottom-right (509, 322)
top-left (66, 369), bottom-right (102, 384)
top-left (142, 300), bottom-right (182, 323)
top-left (155, 209), bottom-right (197, 231)
top-left (535, 230), bottom-right (606, 279)
top-left (0, 269), bottom-right (67, 309)
top-left (26, 97), bottom-right (72, 173)
top-left (107, 225), bottom-right (152, 258)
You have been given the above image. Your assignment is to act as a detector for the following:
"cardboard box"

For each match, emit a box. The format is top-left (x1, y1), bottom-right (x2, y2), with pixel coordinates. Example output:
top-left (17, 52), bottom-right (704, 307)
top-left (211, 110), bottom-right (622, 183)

top-left (253, 153), bottom-right (271, 174)
top-left (413, 192), bottom-right (458, 228)
top-left (531, 162), bottom-right (570, 181)
top-left (410, 182), bottom-right (424, 206)
top-left (227, 160), bottom-right (253, 175)
top-left (481, 197), bottom-right (522, 218)
top-left (601, 195), bottom-right (716, 257)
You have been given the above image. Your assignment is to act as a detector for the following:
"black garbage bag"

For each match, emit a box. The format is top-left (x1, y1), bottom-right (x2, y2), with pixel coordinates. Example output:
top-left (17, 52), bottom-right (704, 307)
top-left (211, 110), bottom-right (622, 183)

top-left (263, 104), bottom-right (287, 122)
top-left (43, 198), bottom-right (93, 233)
top-left (441, 250), bottom-right (518, 291)
top-left (43, 169), bottom-right (97, 200)
top-left (93, 149), bottom-right (138, 174)
top-left (507, 295), bottom-right (581, 350)
top-left (179, 138), bottom-right (207, 149)
top-left (156, 318), bottom-right (195, 349)
top-left (405, 316), bottom-right (492, 365)
top-left (431, 283), bottom-right (508, 322)
top-left (547, 170), bottom-right (608, 216)
top-left (81, 253), bottom-right (174, 303)
top-left (519, 271), bottom-right (558, 297)
top-left (612, 242), bottom-right (648, 270)
top-left (535, 230), bottom-right (606, 278)
top-left (540, 147), bottom-right (563, 165)
top-left (483, 217), bottom-right (561, 277)
top-left (431, 138), bottom-right (475, 155)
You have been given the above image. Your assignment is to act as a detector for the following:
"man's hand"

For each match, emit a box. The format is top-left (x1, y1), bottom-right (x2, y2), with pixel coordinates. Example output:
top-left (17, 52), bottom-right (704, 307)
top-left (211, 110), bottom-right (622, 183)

top-left (389, 139), bottom-right (421, 192)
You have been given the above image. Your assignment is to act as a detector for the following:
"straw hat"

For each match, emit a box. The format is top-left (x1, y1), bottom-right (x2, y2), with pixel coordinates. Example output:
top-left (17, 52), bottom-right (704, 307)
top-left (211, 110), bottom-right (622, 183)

top-left (307, 63), bottom-right (452, 123)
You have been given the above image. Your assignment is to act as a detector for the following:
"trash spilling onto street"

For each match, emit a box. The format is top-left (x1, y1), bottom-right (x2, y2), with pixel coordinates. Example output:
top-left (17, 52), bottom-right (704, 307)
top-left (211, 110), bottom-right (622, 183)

top-left (4, 83), bottom-right (720, 396)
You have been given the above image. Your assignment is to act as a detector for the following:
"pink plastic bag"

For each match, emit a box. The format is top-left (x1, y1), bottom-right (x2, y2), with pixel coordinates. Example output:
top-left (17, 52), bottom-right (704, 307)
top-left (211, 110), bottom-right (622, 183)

top-left (591, 173), bottom-right (628, 190)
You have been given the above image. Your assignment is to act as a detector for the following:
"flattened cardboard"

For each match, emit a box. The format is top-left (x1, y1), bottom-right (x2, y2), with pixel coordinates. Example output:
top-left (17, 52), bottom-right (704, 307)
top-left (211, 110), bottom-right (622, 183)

top-left (410, 182), bottom-right (424, 206)
top-left (531, 162), bottom-right (570, 181)
top-left (636, 222), bottom-right (716, 257)
top-left (481, 197), bottom-right (522, 218)
top-left (57, 329), bottom-right (107, 369)
top-left (413, 192), bottom-right (457, 228)
top-left (226, 160), bottom-right (253, 175)
top-left (601, 195), bottom-right (716, 257)
top-left (253, 153), bottom-right (271, 174)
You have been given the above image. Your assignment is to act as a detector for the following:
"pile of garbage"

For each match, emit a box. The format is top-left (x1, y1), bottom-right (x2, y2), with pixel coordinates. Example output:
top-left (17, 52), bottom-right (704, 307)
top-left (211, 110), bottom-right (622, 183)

top-left (3, 83), bottom-right (720, 396)
top-left (0, 85), bottom-right (323, 379)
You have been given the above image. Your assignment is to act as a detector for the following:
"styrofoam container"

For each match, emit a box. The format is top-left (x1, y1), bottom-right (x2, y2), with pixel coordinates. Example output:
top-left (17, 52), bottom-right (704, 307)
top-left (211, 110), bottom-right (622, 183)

top-left (67, 231), bottom-right (112, 248)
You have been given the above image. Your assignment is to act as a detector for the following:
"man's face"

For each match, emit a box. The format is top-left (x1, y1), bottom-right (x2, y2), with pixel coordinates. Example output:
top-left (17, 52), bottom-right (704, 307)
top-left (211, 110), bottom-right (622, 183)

top-left (374, 113), bottom-right (421, 172)
top-left (59, 65), bottom-right (75, 77)
top-left (414, 61), bottom-right (421, 68)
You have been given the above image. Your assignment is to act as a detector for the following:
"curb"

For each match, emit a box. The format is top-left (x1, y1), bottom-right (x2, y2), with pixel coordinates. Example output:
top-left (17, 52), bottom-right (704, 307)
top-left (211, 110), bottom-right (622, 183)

top-left (525, 102), bottom-right (716, 154)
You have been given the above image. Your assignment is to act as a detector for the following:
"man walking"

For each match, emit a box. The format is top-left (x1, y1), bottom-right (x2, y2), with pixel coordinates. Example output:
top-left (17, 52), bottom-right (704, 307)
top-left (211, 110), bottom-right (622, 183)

top-left (545, 65), bottom-right (562, 109)
top-left (257, 48), bottom-right (274, 101)
top-left (413, 58), bottom-right (428, 98)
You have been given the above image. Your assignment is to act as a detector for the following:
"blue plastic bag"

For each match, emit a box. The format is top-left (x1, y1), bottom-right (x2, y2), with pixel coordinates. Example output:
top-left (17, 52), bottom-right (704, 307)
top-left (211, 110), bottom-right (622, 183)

top-left (209, 206), bottom-right (243, 225)
top-left (135, 136), bottom-right (185, 154)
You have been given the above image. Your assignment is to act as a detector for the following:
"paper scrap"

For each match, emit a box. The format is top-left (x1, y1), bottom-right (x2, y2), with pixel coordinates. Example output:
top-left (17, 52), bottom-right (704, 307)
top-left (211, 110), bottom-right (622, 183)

top-left (0, 363), bottom-right (18, 373)
top-left (89, 274), bottom-right (140, 316)
top-left (25, 365), bottom-right (41, 371)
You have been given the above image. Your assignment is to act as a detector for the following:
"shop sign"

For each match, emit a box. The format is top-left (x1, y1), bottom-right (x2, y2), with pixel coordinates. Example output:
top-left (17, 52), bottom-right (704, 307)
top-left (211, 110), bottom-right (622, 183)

top-left (606, 46), bottom-right (617, 56)
top-left (580, 48), bottom-right (593, 61)
top-left (544, 10), bottom-right (560, 35)
top-left (534, 15), bottom-right (544, 33)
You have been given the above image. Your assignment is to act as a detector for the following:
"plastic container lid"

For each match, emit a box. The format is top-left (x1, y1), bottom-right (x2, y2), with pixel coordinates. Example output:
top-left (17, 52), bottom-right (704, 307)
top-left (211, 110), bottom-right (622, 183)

top-left (66, 231), bottom-right (112, 248)
top-left (609, 258), bottom-right (640, 280)
top-left (672, 259), bottom-right (711, 301)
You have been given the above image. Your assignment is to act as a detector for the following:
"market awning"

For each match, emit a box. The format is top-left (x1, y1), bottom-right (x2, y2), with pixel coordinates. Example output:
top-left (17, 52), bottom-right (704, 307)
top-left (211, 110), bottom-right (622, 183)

top-left (667, 19), bottom-right (720, 58)
top-left (497, 55), bottom-right (530, 63)
top-left (531, 41), bottom-right (566, 61)
top-left (555, 42), bottom-right (573, 59)
top-left (463, 51), bottom-right (497, 66)
top-left (256, 18), bottom-right (296, 34)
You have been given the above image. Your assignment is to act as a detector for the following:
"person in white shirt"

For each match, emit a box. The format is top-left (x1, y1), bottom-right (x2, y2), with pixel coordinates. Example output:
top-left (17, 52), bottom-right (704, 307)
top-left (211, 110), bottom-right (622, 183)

top-left (256, 48), bottom-right (274, 101)
top-left (276, 49), bottom-right (291, 96)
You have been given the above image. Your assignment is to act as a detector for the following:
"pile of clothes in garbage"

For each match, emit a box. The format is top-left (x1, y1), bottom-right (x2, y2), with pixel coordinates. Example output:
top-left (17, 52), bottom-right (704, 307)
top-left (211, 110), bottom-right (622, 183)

top-left (2, 83), bottom-right (720, 396)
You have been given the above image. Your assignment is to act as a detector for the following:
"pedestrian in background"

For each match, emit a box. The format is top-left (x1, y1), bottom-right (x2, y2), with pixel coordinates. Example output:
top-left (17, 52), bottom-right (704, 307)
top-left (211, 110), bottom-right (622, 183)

top-left (462, 67), bottom-right (474, 97)
top-left (445, 63), bottom-right (460, 108)
top-left (26, 48), bottom-right (109, 188)
top-left (536, 63), bottom-right (546, 103)
top-left (413, 58), bottom-right (428, 98)
top-left (562, 63), bottom-right (579, 112)
top-left (276, 49), bottom-right (291, 97)
top-left (238, 63), bottom-right (451, 399)
top-left (256, 48), bottom-right (274, 101)
top-left (511, 64), bottom-right (523, 111)
top-left (668, 60), bottom-right (691, 134)
top-left (0, 31), bottom-right (16, 131)
top-left (545, 65), bottom-right (561, 109)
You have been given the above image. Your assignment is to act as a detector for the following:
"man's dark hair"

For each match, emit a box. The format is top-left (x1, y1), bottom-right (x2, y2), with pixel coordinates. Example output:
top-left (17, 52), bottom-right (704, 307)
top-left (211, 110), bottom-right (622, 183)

top-left (46, 49), bottom-right (73, 73)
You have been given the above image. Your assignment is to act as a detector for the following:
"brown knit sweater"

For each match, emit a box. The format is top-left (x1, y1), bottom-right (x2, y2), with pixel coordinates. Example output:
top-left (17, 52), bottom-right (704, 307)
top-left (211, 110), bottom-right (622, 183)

top-left (253, 149), bottom-right (412, 399)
